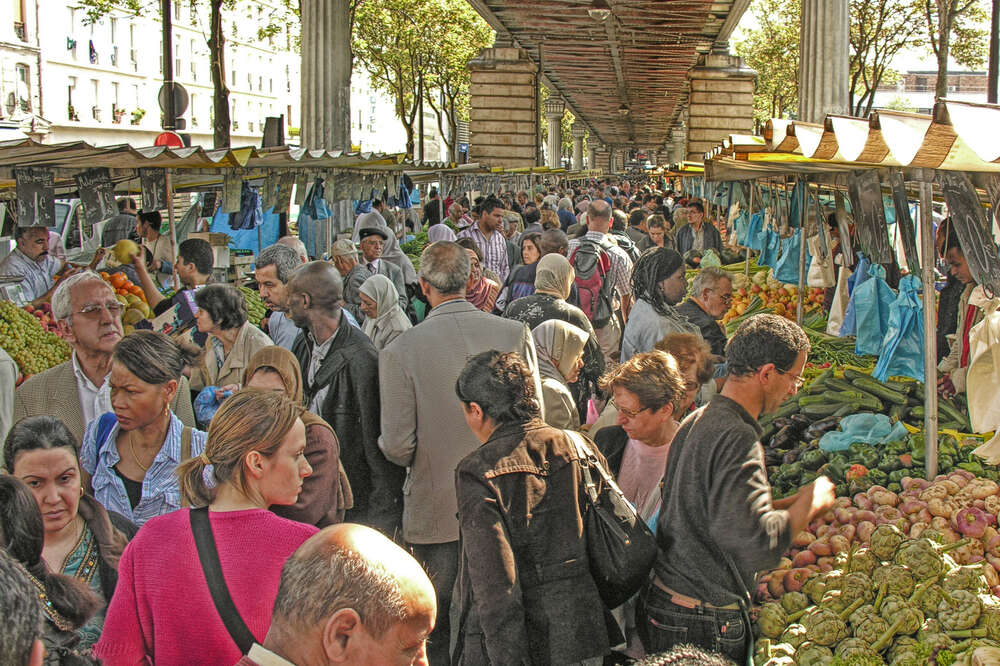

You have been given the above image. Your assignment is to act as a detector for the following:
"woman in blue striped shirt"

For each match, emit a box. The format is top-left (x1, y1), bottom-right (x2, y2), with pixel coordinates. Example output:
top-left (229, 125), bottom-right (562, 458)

top-left (81, 331), bottom-right (207, 526)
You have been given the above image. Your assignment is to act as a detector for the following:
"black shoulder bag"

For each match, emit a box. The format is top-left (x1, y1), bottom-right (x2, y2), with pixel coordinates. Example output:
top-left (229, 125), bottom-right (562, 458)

top-left (190, 507), bottom-right (256, 654)
top-left (566, 430), bottom-right (658, 609)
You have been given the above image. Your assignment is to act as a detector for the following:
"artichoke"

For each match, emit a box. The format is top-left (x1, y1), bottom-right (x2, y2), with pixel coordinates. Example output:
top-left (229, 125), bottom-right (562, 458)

top-left (894, 538), bottom-right (945, 580)
top-left (780, 590), bottom-right (809, 614)
top-left (916, 619), bottom-right (955, 653)
top-left (854, 613), bottom-right (890, 644)
top-left (795, 642), bottom-right (833, 666)
top-left (879, 595), bottom-right (924, 635)
top-left (873, 565), bottom-right (915, 598)
top-left (841, 571), bottom-right (876, 604)
top-left (778, 623), bottom-right (807, 649)
top-left (850, 603), bottom-right (879, 626)
top-left (887, 636), bottom-right (924, 666)
top-left (937, 589), bottom-right (982, 630)
top-left (848, 547), bottom-right (879, 577)
top-left (757, 602), bottom-right (788, 639)
top-left (802, 575), bottom-right (827, 605)
top-left (978, 607), bottom-right (1000, 640)
top-left (835, 637), bottom-right (877, 659)
top-left (801, 606), bottom-right (849, 646)
top-left (916, 584), bottom-right (953, 616)
top-left (819, 589), bottom-right (851, 614)
top-left (942, 565), bottom-right (985, 593)
top-left (870, 524), bottom-right (905, 560)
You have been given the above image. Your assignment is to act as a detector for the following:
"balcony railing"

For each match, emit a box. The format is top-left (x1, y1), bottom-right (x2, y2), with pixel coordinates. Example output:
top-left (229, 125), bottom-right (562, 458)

top-left (13, 22), bottom-right (25, 41)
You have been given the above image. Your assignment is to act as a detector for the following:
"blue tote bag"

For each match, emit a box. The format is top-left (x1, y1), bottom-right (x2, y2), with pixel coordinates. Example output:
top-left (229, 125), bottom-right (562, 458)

top-left (873, 274), bottom-right (925, 382)
top-left (852, 264), bottom-right (896, 356)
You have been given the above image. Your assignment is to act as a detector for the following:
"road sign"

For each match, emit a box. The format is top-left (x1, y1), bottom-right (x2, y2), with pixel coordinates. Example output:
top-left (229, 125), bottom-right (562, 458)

top-left (154, 131), bottom-right (184, 148)
top-left (158, 82), bottom-right (189, 117)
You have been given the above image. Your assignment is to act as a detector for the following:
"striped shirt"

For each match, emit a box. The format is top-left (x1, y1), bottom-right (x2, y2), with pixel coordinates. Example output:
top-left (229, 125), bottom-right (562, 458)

top-left (567, 231), bottom-right (634, 303)
top-left (458, 222), bottom-right (510, 283)
top-left (0, 248), bottom-right (60, 301)
top-left (80, 411), bottom-right (207, 526)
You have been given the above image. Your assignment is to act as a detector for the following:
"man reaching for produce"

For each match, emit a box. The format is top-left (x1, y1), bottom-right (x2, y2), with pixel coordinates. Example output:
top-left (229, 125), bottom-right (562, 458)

top-left (131, 237), bottom-right (213, 346)
top-left (0, 226), bottom-right (79, 306)
top-left (938, 224), bottom-right (982, 399)
top-left (639, 314), bottom-right (835, 664)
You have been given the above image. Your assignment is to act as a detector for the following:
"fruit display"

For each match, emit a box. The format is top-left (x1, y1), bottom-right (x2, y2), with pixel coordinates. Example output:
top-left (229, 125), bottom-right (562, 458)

top-left (239, 285), bottom-right (266, 327)
top-left (98, 270), bottom-right (151, 334)
top-left (23, 303), bottom-right (59, 333)
top-left (112, 239), bottom-right (141, 265)
top-left (722, 265), bottom-right (825, 324)
top-left (756, 470), bottom-right (1000, 665)
top-left (0, 300), bottom-right (72, 379)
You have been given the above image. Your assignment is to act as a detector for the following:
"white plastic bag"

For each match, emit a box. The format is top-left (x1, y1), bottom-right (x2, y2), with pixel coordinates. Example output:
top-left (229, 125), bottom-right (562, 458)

top-left (826, 264), bottom-right (852, 336)
top-left (967, 296), bottom-right (1000, 436)
top-left (806, 226), bottom-right (836, 288)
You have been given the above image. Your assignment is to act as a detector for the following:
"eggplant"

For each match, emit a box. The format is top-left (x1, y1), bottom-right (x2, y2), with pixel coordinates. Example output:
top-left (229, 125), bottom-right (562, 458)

top-left (772, 417), bottom-right (794, 430)
top-left (782, 449), bottom-right (801, 465)
top-left (789, 414), bottom-right (813, 433)
top-left (770, 425), bottom-right (798, 450)
top-left (802, 416), bottom-right (842, 441)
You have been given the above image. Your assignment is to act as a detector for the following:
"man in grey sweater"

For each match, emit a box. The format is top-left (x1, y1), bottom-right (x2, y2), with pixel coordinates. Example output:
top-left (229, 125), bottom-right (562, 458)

top-left (639, 314), bottom-right (835, 664)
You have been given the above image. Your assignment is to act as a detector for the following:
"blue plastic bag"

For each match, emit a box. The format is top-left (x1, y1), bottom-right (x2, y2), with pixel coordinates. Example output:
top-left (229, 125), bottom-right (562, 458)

top-left (194, 386), bottom-right (233, 428)
top-left (758, 228), bottom-right (782, 267)
top-left (772, 228), bottom-right (812, 284)
top-left (733, 210), bottom-right (751, 246)
top-left (852, 264), bottom-right (896, 356)
top-left (873, 274), bottom-right (925, 382)
top-left (819, 413), bottom-right (908, 451)
top-left (839, 253), bottom-right (871, 337)
top-left (745, 212), bottom-right (764, 251)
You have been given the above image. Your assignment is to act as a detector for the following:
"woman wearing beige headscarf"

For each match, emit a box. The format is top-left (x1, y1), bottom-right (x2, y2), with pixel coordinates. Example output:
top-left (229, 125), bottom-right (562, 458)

top-left (359, 274), bottom-right (412, 350)
top-left (503, 253), bottom-right (605, 424)
top-left (531, 320), bottom-right (589, 430)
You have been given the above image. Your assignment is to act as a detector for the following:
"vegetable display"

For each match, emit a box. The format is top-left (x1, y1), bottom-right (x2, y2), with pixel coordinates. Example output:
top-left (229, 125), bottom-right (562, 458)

top-left (0, 300), bottom-right (72, 379)
top-left (239, 285), bottom-right (267, 327)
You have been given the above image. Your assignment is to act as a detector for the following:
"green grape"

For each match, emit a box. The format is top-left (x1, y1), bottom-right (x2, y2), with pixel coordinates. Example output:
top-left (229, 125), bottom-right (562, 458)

top-left (0, 301), bottom-right (71, 377)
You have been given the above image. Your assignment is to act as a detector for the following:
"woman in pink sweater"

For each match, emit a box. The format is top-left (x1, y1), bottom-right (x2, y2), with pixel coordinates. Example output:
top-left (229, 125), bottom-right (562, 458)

top-left (94, 389), bottom-right (318, 666)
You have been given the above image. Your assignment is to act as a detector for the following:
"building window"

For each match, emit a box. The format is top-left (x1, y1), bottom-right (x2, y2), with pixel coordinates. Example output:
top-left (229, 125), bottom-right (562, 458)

top-left (91, 79), bottom-right (100, 120)
top-left (190, 39), bottom-right (197, 80)
top-left (67, 77), bottom-right (78, 120)
top-left (173, 1), bottom-right (181, 20)
top-left (13, 0), bottom-right (26, 41)
top-left (15, 63), bottom-right (30, 111)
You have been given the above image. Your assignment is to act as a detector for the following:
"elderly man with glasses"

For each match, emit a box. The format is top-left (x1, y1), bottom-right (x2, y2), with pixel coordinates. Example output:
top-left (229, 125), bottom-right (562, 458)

top-left (677, 266), bottom-right (733, 358)
top-left (11, 271), bottom-right (194, 451)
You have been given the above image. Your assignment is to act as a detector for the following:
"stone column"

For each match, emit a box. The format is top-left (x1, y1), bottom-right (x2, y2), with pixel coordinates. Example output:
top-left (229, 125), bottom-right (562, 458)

top-left (649, 150), bottom-right (658, 167)
top-left (543, 95), bottom-right (565, 168)
top-left (685, 49), bottom-right (755, 161)
top-left (300, 0), bottom-right (352, 242)
top-left (587, 142), bottom-right (597, 170)
top-left (798, 0), bottom-right (849, 123)
top-left (571, 123), bottom-right (585, 170)
top-left (468, 46), bottom-right (539, 168)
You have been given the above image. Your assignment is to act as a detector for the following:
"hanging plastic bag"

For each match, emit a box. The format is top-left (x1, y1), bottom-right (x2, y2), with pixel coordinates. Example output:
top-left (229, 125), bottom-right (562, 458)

top-left (806, 227), bottom-right (836, 288)
top-left (772, 228), bottom-right (811, 284)
top-left (194, 386), bottom-right (234, 428)
top-left (840, 253), bottom-right (872, 337)
top-left (966, 297), bottom-right (1000, 437)
top-left (229, 182), bottom-right (263, 231)
top-left (745, 211), bottom-right (764, 251)
top-left (700, 249), bottom-right (722, 268)
top-left (758, 227), bottom-right (782, 267)
top-left (827, 265), bottom-right (853, 336)
top-left (301, 178), bottom-right (332, 220)
top-left (852, 264), bottom-right (896, 356)
top-left (873, 274), bottom-right (924, 382)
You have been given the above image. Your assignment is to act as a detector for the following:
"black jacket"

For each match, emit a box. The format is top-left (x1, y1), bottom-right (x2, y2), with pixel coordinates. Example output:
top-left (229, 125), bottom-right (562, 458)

top-left (293, 313), bottom-right (404, 535)
top-left (677, 298), bottom-right (728, 358)
top-left (593, 425), bottom-right (629, 478)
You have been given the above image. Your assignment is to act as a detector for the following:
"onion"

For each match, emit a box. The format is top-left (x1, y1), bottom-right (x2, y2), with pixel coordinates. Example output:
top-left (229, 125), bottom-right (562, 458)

top-left (853, 493), bottom-right (874, 511)
top-left (793, 550), bottom-right (817, 567)
top-left (856, 521), bottom-right (876, 542)
top-left (792, 531), bottom-right (816, 548)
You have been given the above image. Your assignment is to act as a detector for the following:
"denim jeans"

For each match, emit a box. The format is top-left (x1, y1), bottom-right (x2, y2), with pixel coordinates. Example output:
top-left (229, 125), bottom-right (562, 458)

top-left (637, 585), bottom-right (749, 664)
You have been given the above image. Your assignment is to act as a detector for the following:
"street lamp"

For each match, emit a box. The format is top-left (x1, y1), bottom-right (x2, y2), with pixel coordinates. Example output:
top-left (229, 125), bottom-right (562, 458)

top-left (588, 0), bottom-right (612, 21)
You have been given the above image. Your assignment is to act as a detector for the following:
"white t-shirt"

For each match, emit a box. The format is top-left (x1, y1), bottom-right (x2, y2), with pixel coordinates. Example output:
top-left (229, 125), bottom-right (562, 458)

top-left (617, 437), bottom-right (672, 521)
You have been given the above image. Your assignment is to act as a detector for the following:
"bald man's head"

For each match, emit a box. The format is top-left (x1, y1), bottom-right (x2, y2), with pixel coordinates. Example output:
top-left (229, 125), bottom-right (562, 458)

top-left (586, 200), bottom-right (612, 233)
top-left (285, 262), bottom-right (344, 331)
top-left (276, 235), bottom-right (309, 263)
top-left (266, 524), bottom-right (435, 665)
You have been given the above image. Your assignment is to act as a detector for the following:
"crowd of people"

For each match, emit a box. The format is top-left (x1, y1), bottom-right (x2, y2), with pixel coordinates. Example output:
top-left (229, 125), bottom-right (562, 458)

top-left (1, 179), bottom-right (844, 666)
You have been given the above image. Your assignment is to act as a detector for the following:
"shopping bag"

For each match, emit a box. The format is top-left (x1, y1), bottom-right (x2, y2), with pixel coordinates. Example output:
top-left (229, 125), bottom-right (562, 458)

top-left (840, 254), bottom-right (872, 337)
top-left (758, 228), bottom-right (782, 267)
top-left (967, 297), bottom-right (1000, 436)
top-left (806, 227), bottom-right (836, 288)
top-left (745, 211), bottom-right (764, 250)
top-left (852, 264), bottom-right (896, 356)
top-left (772, 229), bottom-right (811, 284)
top-left (873, 274), bottom-right (924, 382)
top-left (827, 265), bottom-right (853, 336)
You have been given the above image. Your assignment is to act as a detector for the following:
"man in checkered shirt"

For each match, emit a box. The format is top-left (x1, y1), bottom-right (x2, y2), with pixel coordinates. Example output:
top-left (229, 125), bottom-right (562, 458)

top-left (457, 196), bottom-right (510, 283)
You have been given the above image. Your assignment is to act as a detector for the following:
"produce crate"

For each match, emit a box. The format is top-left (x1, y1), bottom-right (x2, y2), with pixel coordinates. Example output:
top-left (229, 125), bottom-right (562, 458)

top-left (189, 232), bottom-right (232, 268)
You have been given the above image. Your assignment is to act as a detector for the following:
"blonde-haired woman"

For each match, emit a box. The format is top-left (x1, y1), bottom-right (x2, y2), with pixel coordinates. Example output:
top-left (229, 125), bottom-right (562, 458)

top-left (95, 389), bottom-right (317, 666)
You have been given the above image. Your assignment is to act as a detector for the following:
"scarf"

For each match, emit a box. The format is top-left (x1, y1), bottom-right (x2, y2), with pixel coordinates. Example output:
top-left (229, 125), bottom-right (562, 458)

top-left (466, 277), bottom-right (500, 312)
top-left (631, 247), bottom-right (684, 317)
top-left (531, 319), bottom-right (589, 384)
top-left (359, 274), bottom-right (412, 341)
top-left (534, 253), bottom-right (575, 299)
top-left (428, 223), bottom-right (457, 243)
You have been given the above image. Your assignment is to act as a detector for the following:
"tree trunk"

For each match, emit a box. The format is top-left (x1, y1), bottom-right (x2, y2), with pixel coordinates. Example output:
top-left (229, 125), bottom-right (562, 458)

top-left (208, 0), bottom-right (231, 148)
top-left (935, 1), bottom-right (953, 100)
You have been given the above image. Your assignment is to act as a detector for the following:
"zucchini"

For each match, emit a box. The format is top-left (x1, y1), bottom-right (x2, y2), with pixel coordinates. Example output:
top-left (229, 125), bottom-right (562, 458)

top-left (805, 379), bottom-right (829, 395)
top-left (834, 403), bottom-right (858, 417)
top-left (886, 380), bottom-right (915, 396)
top-left (801, 402), bottom-right (844, 417)
top-left (772, 400), bottom-right (799, 419)
top-left (843, 369), bottom-right (868, 381)
top-left (822, 390), bottom-right (868, 404)
top-left (798, 395), bottom-right (830, 407)
top-left (938, 399), bottom-right (970, 431)
top-left (824, 377), bottom-right (857, 393)
top-left (912, 382), bottom-right (925, 401)
top-left (850, 376), bottom-right (908, 406)
top-left (889, 404), bottom-right (909, 422)
top-left (910, 406), bottom-right (925, 420)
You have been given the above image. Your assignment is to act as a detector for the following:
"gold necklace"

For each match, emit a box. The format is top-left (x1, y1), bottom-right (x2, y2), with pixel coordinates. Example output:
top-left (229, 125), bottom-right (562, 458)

top-left (129, 431), bottom-right (150, 471)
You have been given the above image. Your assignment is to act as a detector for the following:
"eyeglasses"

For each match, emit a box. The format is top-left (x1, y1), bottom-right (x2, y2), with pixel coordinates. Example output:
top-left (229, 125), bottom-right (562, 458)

top-left (77, 302), bottom-right (125, 318)
top-left (713, 290), bottom-right (733, 303)
top-left (618, 404), bottom-right (650, 419)
top-left (775, 367), bottom-right (806, 389)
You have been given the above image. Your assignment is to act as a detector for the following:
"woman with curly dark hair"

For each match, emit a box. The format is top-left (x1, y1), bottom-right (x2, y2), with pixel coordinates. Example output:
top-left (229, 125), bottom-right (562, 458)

top-left (621, 247), bottom-right (699, 363)
top-left (451, 350), bottom-right (610, 666)
top-left (0, 474), bottom-right (102, 665)
top-left (190, 284), bottom-right (272, 392)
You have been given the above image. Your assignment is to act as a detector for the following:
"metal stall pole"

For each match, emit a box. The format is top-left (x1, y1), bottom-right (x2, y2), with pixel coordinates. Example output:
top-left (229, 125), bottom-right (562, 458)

top-left (165, 170), bottom-right (180, 293)
top-left (919, 176), bottom-right (939, 479)
top-left (438, 172), bottom-right (445, 225)
top-left (745, 184), bottom-right (754, 277)
top-left (796, 179), bottom-right (807, 325)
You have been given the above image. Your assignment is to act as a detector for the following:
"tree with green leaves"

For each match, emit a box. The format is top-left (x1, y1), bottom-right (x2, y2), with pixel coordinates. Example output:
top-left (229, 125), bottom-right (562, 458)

top-left (921, 0), bottom-right (988, 99)
top-left (78, 0), bottom-right (297, 148)
top-left (849, 0), bottom-right (924, 116)
top-left (734, 0), bottom-right (800, 126)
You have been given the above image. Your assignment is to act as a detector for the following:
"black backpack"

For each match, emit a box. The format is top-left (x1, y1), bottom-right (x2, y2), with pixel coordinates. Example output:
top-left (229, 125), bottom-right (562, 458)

top-left (611, 231), bottom-right (641, 262)
top-left (569, 237), bottom-right (615, 328)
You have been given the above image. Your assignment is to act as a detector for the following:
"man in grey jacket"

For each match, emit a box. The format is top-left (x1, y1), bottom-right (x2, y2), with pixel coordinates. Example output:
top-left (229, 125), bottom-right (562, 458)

top-left (378, 241), bottom-right (541, 665)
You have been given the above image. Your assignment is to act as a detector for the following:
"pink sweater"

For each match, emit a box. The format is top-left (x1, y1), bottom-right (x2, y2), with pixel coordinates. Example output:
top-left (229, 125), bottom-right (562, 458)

top-left (95, 508), bottom-right (317, 666)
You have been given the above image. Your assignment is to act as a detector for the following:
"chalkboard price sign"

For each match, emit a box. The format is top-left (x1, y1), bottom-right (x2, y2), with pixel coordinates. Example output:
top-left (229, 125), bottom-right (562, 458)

top-left (75, 168), bottom-right (117, 229)
top-left (15, 168), bottom-right (55, 227)
top-left (847, 170), bottom-right (893, 264)
top-left (889, 170), bottom-right (920, 273)
top-left (937, 170), bottom-right (1000, 295)
top-left (140, 169), bottom-right (167, 212)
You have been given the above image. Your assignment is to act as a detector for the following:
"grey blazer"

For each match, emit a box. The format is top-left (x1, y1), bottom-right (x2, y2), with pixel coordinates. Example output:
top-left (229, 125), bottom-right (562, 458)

top-left (11, 360), bottom-right (196, 464)
top-left (378, 299), bottom-right (542, 544)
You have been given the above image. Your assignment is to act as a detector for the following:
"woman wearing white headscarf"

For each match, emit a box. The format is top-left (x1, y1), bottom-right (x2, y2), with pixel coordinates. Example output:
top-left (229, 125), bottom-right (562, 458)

top-left (531, 319), bottom-right (589, 430)
top-left (359, 274), bottom-right (412, 350)
top-left (427, 223), bottom-right (457, 243)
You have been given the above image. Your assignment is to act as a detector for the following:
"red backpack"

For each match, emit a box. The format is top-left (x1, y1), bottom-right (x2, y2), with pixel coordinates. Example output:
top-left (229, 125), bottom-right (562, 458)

top-left (569, 237), bottom-right (615, 328)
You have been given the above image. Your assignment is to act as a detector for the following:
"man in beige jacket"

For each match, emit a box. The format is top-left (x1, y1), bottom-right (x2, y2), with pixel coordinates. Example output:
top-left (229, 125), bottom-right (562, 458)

top-left (378, 241), bottom-right (541, 665)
